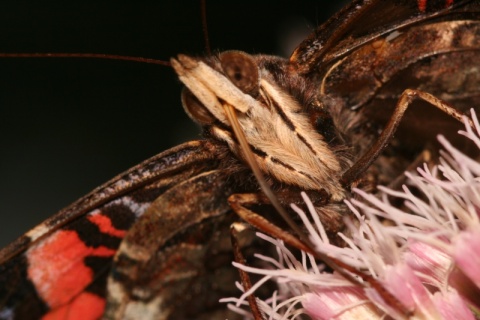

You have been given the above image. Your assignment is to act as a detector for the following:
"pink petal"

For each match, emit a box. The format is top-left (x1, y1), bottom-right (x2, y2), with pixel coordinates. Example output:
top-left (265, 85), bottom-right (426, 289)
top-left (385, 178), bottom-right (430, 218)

top-left (303, 287), bottom-right (379, 320)
top-left (382, 264), bottom-right (431, 310)
top-left (453, 228), bottom-right (480, 288)
top-left (432, 290), bottom-right (475, 320)
top-left (405, 240), bottom-right (451, 284)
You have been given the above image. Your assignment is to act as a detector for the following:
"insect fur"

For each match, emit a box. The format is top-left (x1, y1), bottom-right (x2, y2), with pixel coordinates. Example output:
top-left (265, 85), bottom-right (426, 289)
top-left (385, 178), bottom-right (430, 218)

top-left (1, 1), bottom-right (479, 319)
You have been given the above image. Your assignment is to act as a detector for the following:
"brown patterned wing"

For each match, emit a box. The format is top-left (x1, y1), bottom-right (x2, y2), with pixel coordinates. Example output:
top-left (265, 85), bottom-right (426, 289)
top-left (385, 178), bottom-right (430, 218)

top-left (0, 140), bottom-right (222, 319)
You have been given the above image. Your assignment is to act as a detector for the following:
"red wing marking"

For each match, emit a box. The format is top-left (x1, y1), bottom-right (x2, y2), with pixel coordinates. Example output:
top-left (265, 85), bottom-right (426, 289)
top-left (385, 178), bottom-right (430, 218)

top-left (417, 0), bottom-right (428, 11)
top-left (27, 230), bottom-right (116, 308)
top-left (417, 0), bottom-right (455, 12)
top-left (41, 292), bottom-right (105, 320)
top-left (87, 213), bottom-right (127, 238)
top-left (0, 140), bottom-right (218, 318)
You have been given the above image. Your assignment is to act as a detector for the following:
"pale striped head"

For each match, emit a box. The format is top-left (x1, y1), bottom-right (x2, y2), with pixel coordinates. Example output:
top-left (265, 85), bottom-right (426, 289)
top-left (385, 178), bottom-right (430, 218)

top-left (171, 51), bottom-right (346, 201)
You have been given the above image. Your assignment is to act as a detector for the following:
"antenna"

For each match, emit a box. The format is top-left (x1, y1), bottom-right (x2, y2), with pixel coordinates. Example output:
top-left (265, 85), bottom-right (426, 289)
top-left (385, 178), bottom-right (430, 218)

top-left (0, 53), bottom-right (171, 67)
top-left (200, 0), bottom-right (212, 56)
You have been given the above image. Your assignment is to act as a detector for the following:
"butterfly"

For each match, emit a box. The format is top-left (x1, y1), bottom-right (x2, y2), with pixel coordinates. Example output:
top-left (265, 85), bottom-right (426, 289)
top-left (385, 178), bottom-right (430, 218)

top-left (0, 1), bottom-right (479, 319)
top-left (0, 1), bottom-right (332, 247)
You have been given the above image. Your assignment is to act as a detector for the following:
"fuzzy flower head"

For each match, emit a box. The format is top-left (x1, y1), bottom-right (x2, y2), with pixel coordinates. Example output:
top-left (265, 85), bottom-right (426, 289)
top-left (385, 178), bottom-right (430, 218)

top-left (222, 110), bottom-right (480, 319)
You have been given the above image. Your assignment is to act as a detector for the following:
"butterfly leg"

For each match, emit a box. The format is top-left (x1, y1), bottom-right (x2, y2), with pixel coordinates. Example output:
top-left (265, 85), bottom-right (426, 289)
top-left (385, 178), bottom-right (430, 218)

top-left (230, 222), bottom-right (265, 320)
top-left (228, 192), bottom-right (413, 317)
top-left (341, 89), bottom-right (472, 186)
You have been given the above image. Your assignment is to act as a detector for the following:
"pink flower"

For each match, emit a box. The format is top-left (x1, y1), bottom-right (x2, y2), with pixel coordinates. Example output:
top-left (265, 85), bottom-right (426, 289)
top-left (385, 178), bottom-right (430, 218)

top-left (224, 111), bottom-right (480, 319)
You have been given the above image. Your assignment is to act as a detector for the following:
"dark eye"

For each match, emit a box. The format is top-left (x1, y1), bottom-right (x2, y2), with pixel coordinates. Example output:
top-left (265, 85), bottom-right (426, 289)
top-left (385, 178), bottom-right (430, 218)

top-left (181, 88), bottom-right (215, 125)
top-left (309, 105), bottom-right (337, 143)
top-left (219, 51), bottom-right (259, 96)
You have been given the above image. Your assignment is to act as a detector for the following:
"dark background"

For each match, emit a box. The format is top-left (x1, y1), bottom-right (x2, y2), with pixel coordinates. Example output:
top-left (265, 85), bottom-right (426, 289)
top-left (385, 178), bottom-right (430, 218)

top-left (0, 1), bottom-right (347, 247)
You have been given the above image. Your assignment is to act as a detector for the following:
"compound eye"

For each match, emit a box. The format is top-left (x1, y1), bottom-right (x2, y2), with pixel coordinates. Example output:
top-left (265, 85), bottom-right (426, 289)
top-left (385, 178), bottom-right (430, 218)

top-left (181, 88), bottom-right (215, 125)
top-left (309, 100), bottom-right (337, 143)
top-left (219, 51), bottom-right (259, 96)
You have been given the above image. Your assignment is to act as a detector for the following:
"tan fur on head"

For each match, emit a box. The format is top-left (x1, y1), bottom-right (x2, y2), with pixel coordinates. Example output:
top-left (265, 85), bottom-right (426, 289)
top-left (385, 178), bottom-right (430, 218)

top-left (173, 52), bottom-right (346, 201)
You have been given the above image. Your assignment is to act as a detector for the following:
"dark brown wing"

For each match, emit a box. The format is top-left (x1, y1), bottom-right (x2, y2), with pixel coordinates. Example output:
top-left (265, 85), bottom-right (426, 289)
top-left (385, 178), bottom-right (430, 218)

top-left (291, 0), bottom-right (479, 74)
top-left (292, 0), bottom-right (480, 155)
top-left (105, 169), bottom-right (245, 320)
top-left (321, 17), bottom-right (480, 152)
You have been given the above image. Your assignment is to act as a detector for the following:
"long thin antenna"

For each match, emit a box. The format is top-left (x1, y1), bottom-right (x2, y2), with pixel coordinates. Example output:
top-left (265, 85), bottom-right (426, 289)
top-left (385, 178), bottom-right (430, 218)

top-left (0, 53), bottom-right (171, 67)
top-left (200, 0), bottom-right (212, 56)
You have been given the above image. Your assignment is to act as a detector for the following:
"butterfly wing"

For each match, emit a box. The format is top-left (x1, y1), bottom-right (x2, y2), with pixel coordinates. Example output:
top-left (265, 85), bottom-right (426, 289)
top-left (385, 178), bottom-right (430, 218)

top-left (291, 0), bottom-right (480, 154)
top-left (291, 0), bottom-right (478, 72)
top-left (0, 140), bottom-right (221, 319)
top-left (104, 168), bottom-right (245, 319)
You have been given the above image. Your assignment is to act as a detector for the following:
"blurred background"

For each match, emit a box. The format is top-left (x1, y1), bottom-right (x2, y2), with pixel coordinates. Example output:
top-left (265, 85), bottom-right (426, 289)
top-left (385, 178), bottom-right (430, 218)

top-left (0, 1), bottom-right (347, 247)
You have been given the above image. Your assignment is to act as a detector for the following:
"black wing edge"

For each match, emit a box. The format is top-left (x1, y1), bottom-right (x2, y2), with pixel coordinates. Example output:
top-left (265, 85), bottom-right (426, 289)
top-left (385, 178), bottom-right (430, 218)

top-left (0, 140), bottom-right (219, 264)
